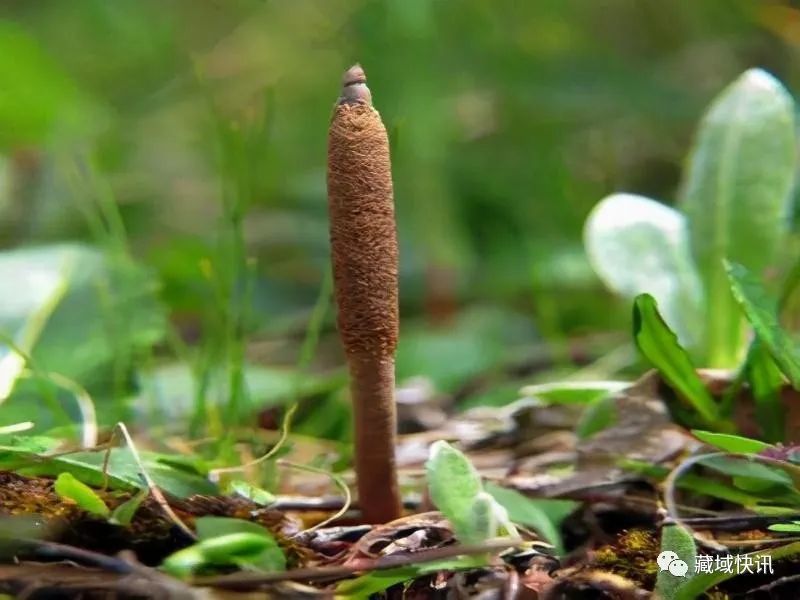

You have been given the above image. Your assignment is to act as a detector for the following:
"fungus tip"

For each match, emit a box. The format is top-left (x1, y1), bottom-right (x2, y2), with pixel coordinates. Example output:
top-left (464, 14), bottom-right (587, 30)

top-left (339, 63), bottom-right (372, 106)
top-left (343, 64), bottom-right (367, 86)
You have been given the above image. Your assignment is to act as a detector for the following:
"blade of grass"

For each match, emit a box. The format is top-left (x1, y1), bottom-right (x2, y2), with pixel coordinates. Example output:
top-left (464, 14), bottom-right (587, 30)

top-left (207, 270), bottom-right (332, 483)
top-left (747, 341), bottom-right (785, 442)
top-left (632, 294), bottom-right (718, 426)
top-left (726, 261), bottom-right (800, 388)
top-left (102, 422), bottom-right (195, 540)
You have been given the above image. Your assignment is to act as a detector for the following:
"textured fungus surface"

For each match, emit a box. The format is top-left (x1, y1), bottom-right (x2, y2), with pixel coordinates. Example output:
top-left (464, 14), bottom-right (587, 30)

top-left (327, 91), bottom-right (398, 358)
top-left (327, 65), bottom-right (401, 523)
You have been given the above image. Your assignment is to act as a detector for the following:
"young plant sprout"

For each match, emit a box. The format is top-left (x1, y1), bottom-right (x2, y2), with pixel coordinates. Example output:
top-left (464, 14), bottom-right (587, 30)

top-left (327, 64), bottom-right (401, 523)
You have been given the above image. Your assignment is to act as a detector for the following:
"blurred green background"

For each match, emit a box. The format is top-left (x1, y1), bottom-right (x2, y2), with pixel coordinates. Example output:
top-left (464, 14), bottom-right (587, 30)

top-left (0, 0), bottom-right (797, 441)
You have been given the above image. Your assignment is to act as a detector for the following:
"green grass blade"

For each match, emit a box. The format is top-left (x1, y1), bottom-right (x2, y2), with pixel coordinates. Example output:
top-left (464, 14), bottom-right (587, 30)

top-left (726, 261), bottom-right (800, 389)
top-left (633, 294), bottom-right (718, 424)
top-left (747, 341), bottom-right (786, 442)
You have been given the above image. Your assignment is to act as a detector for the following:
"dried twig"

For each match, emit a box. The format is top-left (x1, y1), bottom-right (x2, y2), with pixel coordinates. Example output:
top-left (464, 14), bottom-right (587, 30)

top-left (278, 459), bottom-right (352, 537)
top-left (102, 422), bottom-right (196, 540)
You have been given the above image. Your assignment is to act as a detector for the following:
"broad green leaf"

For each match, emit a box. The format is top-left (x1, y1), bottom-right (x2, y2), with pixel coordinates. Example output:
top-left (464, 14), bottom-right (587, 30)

top-left (680, 69), bottom-right (797, 367)
top-left (0, 435), bottom-right (60, 454)
top-left (0, 244), bottom-right (166, 388)
top-left (194, 517), bottom-right (286, 573)
top-left (584, 193), bottom-right (703, 347)
top-left (575, 394), bottom-right (617, 439)
top-left (655, 525), bottom-right (696, 599)
top-left (0, 438), bottom-right (216, 498)
top-left (425, 441), bottom-right (484, 543)
top-left (53, 472), bottom-right (109, 517)
top-left (632, 294), bottom-right (718, 424)
top-left (485, 482), bottom-right (576, 555)
top-left (152, 452), bottom-right (211, 475)
top-left (161, 532), bottom-right (284, 578)
top-left (109, 488), bottom-right (148, 526)
top-left (691, 430), bottom-right (770, 454)
top-left (195, 516), bottom-right (275, 540)
top-left (519, 380), bottom-right (629, 404)
top-left (726, 261), bottom-right (800, 388)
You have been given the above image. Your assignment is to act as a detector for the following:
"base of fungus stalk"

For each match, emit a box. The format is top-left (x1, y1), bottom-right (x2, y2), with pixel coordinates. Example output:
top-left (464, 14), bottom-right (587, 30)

top-left (348, 354), bottom-right (401, 524)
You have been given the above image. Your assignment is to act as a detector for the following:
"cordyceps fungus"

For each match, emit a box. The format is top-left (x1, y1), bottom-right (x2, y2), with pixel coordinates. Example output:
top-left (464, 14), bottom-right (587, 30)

top-left (327, 64), bottom-right (401, 523)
